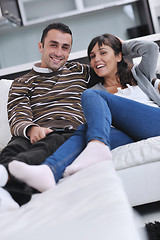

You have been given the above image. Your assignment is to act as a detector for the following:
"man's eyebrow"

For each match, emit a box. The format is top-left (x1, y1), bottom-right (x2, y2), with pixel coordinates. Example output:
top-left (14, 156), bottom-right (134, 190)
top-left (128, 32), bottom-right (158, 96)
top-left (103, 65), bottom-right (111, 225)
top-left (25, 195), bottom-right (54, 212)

top-left (49, 40), bottom-right (71, 48)
top-left (49, 40), bottom-right (58, 44)
top-left (62, 43), bottom-right (71, 48)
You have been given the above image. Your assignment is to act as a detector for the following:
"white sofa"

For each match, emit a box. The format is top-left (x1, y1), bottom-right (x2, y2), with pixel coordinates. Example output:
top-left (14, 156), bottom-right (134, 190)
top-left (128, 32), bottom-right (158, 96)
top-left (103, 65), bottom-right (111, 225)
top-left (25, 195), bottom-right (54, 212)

top-left (1, 34), bottom-right (160, 240)
top-left (0, 81), bottom-right (148, 240)
top-left (1, 71), bottom-right (160, 207)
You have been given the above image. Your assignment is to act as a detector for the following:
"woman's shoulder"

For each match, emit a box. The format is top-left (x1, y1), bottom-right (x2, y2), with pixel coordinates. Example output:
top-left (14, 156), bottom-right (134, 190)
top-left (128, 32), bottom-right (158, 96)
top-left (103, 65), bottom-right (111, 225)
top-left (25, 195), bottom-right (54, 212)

top-left (90, 83), bottom-right (108, 92)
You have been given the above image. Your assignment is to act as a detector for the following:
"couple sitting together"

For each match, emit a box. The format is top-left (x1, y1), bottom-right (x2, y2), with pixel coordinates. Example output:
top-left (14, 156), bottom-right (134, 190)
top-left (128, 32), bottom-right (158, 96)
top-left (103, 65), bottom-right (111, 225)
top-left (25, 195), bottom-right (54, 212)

top-left (0, 22), bottom-right (160, 208)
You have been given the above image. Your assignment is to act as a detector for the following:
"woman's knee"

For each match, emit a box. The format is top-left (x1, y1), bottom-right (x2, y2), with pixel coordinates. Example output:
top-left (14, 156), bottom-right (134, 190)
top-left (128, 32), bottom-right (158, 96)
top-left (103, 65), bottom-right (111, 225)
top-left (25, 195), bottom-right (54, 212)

top-left (81, 89), bottom-right (99, 105)
top-left (82, 89), bottom-right (110, 102)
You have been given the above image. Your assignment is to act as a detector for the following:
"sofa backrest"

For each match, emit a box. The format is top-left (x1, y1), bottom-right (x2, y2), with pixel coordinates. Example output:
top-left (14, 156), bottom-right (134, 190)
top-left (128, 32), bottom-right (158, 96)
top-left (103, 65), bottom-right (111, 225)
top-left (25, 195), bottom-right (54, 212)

top-left (0, 79), bottom-right (13, 151)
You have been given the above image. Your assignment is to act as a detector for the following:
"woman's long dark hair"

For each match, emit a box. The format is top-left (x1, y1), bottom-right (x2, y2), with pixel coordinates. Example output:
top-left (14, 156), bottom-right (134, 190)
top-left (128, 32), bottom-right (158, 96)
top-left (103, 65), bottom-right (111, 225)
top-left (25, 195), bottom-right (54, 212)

top-left (87, 33), bottom-right (137, 88)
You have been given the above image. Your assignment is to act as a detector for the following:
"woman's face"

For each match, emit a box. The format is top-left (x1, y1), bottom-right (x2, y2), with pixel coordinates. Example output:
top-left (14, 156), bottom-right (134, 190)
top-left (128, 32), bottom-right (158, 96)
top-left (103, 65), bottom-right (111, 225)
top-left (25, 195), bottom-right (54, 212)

top-left (89, 42), bottom-right (122, 79)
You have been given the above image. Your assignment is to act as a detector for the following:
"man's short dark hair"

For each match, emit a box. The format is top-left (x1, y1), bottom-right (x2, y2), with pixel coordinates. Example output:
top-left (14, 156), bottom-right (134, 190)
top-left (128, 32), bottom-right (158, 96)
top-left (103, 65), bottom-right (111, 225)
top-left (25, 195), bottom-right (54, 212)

top-left (41, 22), bottom-right (72, 46)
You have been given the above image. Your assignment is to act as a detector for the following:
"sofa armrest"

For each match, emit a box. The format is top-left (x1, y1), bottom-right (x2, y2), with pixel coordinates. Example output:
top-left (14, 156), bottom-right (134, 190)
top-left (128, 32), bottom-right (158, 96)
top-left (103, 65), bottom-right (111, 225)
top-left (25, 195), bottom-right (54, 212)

top-left (0, 79), bottom-right (13, 151)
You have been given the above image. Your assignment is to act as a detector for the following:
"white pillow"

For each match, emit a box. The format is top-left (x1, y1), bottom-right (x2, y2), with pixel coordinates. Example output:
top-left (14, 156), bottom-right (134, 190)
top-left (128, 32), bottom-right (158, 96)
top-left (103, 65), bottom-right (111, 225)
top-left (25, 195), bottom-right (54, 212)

top-left (0, 79), bottom-right (13, 151)
top-left (112, 136), bottom-right (160, 170)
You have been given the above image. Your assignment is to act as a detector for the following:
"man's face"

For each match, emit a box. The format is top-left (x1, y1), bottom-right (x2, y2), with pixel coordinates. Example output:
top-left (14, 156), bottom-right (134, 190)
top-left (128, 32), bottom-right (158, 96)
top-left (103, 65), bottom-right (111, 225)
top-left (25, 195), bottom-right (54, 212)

top-left (38, 29), bottom-right (72, 71)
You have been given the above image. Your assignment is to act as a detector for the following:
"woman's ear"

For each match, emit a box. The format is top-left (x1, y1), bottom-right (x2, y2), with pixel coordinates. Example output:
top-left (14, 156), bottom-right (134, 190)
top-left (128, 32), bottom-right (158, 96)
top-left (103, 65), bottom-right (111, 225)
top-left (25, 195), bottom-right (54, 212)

top-left (116, 52), bottom-right (122, 62)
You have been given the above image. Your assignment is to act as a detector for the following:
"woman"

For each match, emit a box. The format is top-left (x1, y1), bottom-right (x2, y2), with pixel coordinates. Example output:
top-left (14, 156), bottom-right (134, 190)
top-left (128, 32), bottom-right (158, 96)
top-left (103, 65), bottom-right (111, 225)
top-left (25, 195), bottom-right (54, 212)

top-left (8, 34), bottom-right (160, 192)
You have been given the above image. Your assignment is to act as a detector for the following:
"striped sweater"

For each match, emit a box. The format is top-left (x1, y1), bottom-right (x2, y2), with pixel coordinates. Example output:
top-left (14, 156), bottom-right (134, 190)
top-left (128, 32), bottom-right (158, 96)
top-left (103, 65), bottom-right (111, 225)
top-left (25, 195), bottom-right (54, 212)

top-left (7, 61), bottom-right (97, 137)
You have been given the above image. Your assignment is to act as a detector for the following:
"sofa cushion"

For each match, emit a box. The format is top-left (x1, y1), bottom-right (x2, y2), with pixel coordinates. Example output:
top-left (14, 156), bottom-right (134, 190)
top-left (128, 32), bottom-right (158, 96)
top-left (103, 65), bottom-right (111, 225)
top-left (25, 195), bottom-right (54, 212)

top-left (0, 79), bottom-right (13, 151)
top-left (112, 136), bottom-right (160, 170)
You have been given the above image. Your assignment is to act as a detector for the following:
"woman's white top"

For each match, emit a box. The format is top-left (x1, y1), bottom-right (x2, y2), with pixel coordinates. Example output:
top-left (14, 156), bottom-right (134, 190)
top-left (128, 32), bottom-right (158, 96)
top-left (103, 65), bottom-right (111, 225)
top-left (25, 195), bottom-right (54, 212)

top-left (115, 84), bottom-right (159, 108)
top-left (92, 82), bottom-right (159, 108)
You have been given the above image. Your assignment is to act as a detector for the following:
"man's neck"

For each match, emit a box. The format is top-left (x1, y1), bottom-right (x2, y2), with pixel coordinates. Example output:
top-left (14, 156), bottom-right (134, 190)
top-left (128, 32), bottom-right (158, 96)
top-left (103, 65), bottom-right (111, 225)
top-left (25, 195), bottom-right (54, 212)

top-left (33, 62), bottom-right (53, 73)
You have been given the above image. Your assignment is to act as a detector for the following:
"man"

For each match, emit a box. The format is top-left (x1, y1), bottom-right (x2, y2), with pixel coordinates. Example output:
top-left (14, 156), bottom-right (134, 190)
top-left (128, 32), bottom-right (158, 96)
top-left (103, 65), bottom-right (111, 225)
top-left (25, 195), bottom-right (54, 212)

top-left (0, 22), bottom-right (98, 207)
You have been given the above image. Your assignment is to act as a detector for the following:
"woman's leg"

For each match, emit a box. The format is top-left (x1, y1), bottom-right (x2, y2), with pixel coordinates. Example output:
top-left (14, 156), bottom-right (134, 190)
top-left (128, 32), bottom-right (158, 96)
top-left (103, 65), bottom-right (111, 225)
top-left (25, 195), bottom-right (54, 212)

top-left (63, 88), bottom-right (159, 176)
top-left (110, 127), bottom-right (134, 150)
top-left (43, 124), bottom-right (87, 181)
top-left (63, 129), bottom-right (134, 177)
top-left (63, 90), bottom-right (114, 177)
top-left (81, 89), bottom-right (160, 141)
top-left (82, 90), bottom-right (112, 146)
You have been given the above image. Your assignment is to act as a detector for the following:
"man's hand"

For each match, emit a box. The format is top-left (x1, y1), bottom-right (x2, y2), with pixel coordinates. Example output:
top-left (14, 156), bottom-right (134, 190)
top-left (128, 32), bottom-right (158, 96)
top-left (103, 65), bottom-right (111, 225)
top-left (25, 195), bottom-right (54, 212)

top-left (27, 126), bottom-right (53, 144)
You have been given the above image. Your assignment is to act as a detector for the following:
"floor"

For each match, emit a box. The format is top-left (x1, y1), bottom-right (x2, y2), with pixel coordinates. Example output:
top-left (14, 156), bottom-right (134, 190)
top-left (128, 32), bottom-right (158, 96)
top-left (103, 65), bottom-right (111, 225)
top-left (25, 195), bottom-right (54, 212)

top-left (135, 201), bottom-right (160, 226)
top-left (132, 201), bottom-right (160, 239)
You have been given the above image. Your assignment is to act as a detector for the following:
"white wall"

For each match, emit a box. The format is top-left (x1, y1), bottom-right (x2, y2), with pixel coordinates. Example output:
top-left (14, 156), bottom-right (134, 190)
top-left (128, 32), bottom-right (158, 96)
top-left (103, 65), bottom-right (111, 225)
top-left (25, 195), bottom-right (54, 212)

top-left (0, 3), bottom-right (141, 69)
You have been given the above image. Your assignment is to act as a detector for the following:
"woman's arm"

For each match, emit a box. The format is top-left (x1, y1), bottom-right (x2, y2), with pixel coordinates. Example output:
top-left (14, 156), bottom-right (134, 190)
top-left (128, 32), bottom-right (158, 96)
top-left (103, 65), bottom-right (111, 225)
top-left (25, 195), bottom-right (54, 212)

top-left (122, 40), bottom-right (159, 82)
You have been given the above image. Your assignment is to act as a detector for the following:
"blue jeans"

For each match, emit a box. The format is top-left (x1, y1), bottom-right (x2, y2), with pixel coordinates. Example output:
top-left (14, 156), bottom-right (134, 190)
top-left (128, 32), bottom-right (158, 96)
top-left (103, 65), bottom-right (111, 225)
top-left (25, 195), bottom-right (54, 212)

top-left (44, 89), bottom-right (160, 182)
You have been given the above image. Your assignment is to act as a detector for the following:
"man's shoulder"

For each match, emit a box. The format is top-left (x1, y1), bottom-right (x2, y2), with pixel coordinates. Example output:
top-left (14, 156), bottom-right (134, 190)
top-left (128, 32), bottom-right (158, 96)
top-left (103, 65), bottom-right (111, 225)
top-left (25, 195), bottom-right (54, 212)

top-left (64, 61), bottom-right (90, 72)
top-left (14, 69), bottom-right (36, 83)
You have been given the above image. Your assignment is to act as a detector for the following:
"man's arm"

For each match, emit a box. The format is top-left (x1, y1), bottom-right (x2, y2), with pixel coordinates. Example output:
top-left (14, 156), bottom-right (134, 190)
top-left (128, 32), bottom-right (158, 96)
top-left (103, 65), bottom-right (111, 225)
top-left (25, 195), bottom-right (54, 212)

top-left (7, 78), bottom-right (36, 138)
top-left (8, 78), bottom-right (53, 143)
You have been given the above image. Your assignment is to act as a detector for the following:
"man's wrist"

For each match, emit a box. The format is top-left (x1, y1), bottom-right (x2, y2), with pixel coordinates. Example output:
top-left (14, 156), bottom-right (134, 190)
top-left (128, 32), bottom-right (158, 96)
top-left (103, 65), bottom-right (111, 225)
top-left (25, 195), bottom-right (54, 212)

top-left (26, 125), bottom-right (39, 138)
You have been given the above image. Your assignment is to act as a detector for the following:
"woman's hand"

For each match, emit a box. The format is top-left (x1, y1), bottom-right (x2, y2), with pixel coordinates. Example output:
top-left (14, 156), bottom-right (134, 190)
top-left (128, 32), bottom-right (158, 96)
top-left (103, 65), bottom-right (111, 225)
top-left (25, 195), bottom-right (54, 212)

top-left (116, 37), bottom-right (124, 45)
top-left (152, 78), bottom-right (160, 94)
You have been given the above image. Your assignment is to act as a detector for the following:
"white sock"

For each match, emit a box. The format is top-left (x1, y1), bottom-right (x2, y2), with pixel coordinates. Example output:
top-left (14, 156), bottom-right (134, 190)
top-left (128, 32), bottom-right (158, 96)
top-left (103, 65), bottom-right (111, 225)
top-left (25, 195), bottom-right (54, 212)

top-left (63, 141), bottom-right (112, 177)
top-left (0, 165), bottom-right (8, 187)
top-left (8, 161), bottom-right (56, 192)
top-left (0, 187), bottom-right (19, 211)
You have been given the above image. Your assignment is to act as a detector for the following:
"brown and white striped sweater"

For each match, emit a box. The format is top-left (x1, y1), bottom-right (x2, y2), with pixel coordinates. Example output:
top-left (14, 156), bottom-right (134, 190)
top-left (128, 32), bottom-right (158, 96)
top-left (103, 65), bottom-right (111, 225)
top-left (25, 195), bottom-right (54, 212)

top-left (7, 61), bottom-right (97, 138)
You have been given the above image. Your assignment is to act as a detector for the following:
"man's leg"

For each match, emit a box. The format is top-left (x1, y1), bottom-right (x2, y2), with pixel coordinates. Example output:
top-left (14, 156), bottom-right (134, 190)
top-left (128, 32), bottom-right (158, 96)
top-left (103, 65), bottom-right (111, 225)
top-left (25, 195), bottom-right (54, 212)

top-left (13, 132), bottom-right (73, 165)
top-left (0, 136), bottom-right (32, 167)
top-left (0, 137), bottom-right (32, 206)
top-left (1, 131), bottom-right (73, 205)
top-left (9, 125), bottom-right (87, 191)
